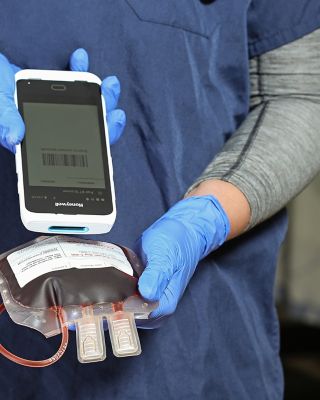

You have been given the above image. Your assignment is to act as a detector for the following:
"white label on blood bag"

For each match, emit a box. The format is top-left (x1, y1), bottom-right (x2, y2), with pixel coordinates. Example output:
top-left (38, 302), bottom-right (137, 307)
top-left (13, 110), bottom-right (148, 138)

top-left (7, 236), bottom-right (134, 288)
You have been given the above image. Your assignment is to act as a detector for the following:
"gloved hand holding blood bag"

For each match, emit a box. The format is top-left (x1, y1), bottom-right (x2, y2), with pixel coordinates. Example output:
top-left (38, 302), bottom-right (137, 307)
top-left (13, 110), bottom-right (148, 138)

top-left (0, 235), bottom-right (156, 367)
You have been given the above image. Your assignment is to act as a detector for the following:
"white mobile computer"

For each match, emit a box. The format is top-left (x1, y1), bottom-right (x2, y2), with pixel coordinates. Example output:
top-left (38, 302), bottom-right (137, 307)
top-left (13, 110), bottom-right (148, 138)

top-left (14, 69), bottom-right (116, 235)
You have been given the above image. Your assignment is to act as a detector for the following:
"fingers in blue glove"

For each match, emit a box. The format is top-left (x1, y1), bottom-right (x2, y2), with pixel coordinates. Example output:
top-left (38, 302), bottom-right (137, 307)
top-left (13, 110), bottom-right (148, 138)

top-left (0, 53), bottom-right (15, 95)
top-left (107, 109), bottom-right (126, 145)
top-left (138, 263), bottom-right (170, 302)
top-left (137, 196), bottom-right (230, 322)
top-left (139, 267), bottom-right (181, 319)
top-left (101, 76), bottom-right (121, 112)
top-left (101, 76), bottom-right (126, 144)
top-left (149, 271), bottom-right (182, 318)
top-left (139, 260), bottom-right (183, 319)
top-left (69, 53), bottom-right (125, 144)
top-left (69, 48), bottom-right (89, 72)
top-left (0, 53), bottom-right (25, 152)
top-left (10, 63), bottom-right (21, 74)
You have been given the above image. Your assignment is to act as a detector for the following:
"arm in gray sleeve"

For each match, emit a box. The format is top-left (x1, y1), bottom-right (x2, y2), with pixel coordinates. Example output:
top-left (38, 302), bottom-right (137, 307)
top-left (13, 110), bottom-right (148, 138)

top-left (186, 28), bottom-right (320, 229)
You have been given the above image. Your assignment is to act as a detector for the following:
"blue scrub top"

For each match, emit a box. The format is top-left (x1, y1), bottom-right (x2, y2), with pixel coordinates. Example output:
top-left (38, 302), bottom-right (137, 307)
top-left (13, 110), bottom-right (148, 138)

top-left (0, 1), bottom-right (319, 399)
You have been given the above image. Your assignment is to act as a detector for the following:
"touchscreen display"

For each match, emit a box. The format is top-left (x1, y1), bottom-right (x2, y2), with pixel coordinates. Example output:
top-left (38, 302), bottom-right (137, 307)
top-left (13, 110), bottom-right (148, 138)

top-left (23, 102), bottom-right (106, 189)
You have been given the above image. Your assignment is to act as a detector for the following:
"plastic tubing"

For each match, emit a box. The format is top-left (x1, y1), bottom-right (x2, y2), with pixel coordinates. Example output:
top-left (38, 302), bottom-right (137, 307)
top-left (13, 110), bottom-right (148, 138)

top-left (0, 303), bottom-right (69, 367)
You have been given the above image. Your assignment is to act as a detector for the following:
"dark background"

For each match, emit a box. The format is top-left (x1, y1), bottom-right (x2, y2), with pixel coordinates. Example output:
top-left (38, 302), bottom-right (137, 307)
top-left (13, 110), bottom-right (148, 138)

top-left (278, 174), bottom-right (320, 399)
top-left (281, 320), bottom-right (320, 399)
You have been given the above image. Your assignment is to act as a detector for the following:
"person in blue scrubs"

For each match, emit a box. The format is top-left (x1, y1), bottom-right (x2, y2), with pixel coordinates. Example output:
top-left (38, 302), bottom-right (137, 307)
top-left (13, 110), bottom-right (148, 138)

top-left (0, 1), bottom-right (320, 399)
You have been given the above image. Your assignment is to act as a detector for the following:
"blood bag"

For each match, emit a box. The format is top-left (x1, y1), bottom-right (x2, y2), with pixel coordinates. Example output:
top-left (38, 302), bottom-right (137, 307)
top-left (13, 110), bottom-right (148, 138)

top-left (0, 235), bottom-right (157, 367)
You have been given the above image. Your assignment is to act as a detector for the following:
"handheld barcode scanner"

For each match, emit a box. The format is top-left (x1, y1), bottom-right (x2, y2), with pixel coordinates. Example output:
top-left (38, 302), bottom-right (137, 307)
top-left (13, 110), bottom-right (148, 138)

top-left (0, 236), bottom-right (157, 367)
top-left (14, 69), bottom-right (116, 235)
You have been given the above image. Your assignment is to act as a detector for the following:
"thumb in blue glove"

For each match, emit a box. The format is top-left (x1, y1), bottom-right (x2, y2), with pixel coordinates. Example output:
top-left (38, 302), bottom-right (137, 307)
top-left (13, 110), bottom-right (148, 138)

top-left (137, 195), bottom-right (230, 323)
top-left (0, 48), bottom-right (125, 153)
top-left (0, 53), bottom-right (24, 153)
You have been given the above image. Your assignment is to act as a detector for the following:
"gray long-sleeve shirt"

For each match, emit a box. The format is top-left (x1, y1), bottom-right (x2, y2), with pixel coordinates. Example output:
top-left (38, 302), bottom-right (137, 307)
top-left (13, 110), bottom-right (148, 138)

top-left (187, 28), bottom-right (320, 229)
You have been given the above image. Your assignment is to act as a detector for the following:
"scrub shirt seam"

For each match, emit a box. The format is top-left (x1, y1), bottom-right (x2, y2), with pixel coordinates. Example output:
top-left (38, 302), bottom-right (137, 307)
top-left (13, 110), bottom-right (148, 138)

top-left (248, 17), bottom-right (320, 56)
top-left (222, 101), bottom-right (269, 180)
top-left (248, 18), bottom-right (320, 46)
top-left (124, 0), bottom-right (210, 39)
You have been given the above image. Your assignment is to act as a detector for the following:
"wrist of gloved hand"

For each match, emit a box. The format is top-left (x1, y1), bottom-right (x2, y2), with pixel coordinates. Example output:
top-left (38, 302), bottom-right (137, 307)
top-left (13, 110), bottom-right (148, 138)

top-left (137, 195), bottom-right (230, 326)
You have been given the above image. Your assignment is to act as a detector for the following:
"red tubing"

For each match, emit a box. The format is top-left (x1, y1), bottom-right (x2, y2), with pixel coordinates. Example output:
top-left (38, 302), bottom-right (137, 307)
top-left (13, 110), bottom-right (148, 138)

top-left (0, 303), bottom-right (69, 367)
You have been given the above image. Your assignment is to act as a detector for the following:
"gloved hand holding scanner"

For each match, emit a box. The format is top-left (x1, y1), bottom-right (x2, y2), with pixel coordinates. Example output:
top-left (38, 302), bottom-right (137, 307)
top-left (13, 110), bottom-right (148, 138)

top-left (15, 68), bottom-right (116, 234)
top-left (0, 48), bottom-right (126, 234)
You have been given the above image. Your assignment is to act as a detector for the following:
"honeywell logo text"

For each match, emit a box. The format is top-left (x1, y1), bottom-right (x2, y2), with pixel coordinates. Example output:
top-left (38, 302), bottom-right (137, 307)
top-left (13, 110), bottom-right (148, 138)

top-left (55, 202), bottom-right (84, 208)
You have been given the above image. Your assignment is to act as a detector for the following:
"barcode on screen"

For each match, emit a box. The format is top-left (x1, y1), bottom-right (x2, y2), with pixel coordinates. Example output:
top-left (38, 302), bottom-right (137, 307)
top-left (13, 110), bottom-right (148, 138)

top-left (42, 153), bottom-right (88, 167)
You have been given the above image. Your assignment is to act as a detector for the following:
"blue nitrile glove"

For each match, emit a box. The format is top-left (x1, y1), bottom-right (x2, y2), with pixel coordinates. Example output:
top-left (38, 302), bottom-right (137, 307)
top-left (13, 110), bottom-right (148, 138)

top-left (0, 48), bottom-right (125, 153)
top-left (72, 196), bottom-right (230, 332)
top-left (137, 195), bottom-right (230, 326)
